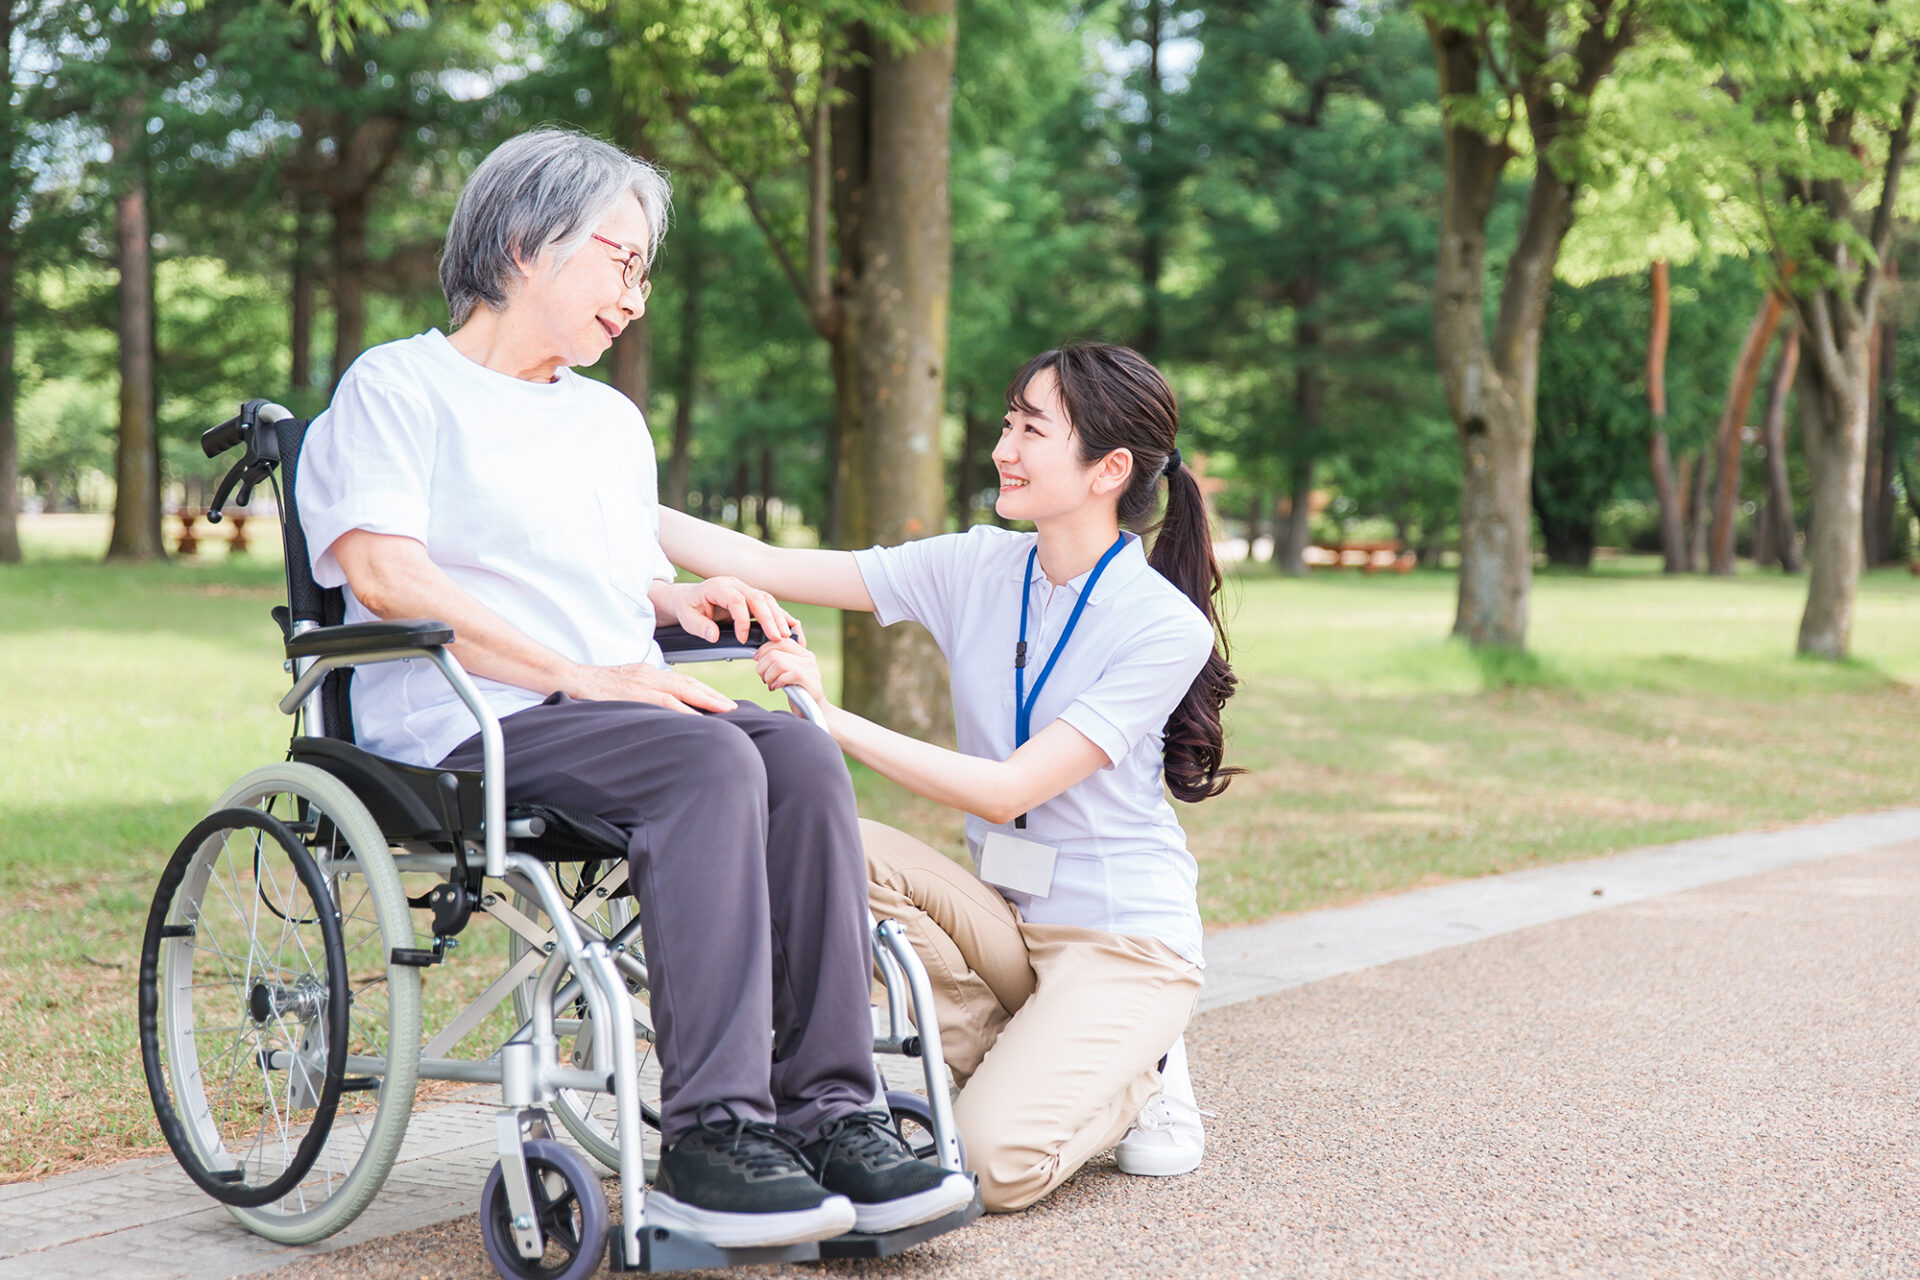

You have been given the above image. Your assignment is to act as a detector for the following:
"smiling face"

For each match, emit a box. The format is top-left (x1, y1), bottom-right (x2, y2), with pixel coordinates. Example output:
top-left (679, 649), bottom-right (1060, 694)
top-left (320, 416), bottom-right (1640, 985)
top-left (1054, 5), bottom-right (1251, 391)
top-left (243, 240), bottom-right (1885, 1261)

top-left (993, 366), bottom-right (1124, 524)
top-left (510, 194), bottom-right (653, 373)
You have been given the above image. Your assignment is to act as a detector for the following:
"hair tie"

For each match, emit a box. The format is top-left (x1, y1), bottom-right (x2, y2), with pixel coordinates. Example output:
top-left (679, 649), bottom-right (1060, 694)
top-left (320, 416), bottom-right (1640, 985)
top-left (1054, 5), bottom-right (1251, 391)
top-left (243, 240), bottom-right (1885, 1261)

top-left (1161, 448), bottom-right (1182, 478)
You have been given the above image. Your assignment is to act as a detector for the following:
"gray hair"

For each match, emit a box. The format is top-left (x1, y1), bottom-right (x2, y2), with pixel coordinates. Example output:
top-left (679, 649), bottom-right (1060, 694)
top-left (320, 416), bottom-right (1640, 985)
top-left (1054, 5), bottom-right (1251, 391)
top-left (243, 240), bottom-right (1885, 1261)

top-left (440, 128), bottom-right (671, 326)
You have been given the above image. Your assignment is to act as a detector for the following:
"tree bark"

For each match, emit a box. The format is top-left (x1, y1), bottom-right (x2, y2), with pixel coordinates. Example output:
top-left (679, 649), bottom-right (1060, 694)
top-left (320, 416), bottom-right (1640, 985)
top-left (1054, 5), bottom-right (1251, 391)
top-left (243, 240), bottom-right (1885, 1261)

top-left (611, 312), bottom-right (652, 415)
top-left (1279, 455), bottom-right (1314, 576)
top-left (290, 198), bottom-right (318, 396)
top-left (1687, 450), bottom-right (1711, 573)
top-left (106, 97), bottom-right (164, 562)
top-left (1758, 326), bottom-right (1802, 571)
top-left (1865, 297), bottom-right (1897, 565)
top-left (0, 0), bottom-right (19, 563)
top-left (836, 0), bottom-right (956, 741)
top-left (757, 443), bottom-right (773, 542)
top-left (1136, 0), bottom-right (1167, 359)
top-left (1244, 491), bottom-right (1264, 563)
top-left (1795, 86), bottom-right (1917, 657)
top-left (1797, 328), bottom-right (1872, 655)
top-left (1429, 21), bottom-right (1582, 648)
top-left (954, 402), bottom-right (984, 527)
top-left (1709, 288), bottom-right (1787, 574)
top-left (664, 189), bottom-right (703, 513)
top-left (331, 183), bottom-right (371, 390)
top-left (1647, 261), bottom-right (1683, 572)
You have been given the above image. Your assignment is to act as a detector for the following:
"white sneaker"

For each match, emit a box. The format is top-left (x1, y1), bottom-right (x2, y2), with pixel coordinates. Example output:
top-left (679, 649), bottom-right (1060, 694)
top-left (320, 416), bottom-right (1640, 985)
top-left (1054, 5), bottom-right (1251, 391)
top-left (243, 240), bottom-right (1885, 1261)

top-left (1114, 1037), bottom-right (1211, 1177)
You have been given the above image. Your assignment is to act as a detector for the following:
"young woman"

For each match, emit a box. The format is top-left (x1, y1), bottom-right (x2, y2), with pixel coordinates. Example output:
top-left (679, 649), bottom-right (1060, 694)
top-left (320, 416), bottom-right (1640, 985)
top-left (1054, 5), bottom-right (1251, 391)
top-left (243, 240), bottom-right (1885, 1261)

top-left (659, 341), bottom-right (1240, 1212)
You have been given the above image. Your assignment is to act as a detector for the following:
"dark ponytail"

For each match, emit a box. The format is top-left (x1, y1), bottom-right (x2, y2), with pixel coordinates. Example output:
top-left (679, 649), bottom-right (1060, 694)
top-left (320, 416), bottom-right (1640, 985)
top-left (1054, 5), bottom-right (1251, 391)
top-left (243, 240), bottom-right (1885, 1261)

top-left (1007, 342), bottom-right (1243, 802)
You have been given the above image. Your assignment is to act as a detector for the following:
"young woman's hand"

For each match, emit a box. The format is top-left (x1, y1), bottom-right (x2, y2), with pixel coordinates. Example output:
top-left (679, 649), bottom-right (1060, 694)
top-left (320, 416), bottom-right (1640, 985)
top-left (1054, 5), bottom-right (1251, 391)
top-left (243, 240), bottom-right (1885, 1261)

top-left (754, 637), bottom-right (831, 714)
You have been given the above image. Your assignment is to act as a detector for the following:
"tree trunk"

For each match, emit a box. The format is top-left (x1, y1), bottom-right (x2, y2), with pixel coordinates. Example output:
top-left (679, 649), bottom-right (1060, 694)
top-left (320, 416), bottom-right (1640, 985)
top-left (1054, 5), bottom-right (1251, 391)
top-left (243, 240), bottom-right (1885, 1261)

top-left (1429, 22), bottom-right (1580, 649)
top-left (331, 185), bottom-right (370, 391)
top-left (611, 312), bottom-right (652, 416)
top-left (1278, 455), bottom-right (1313, 576)
top-left (1135, 0), bottom-right (1167, 359)
top-left (1759, 326), bottom-right (1802, 571)
top-left (106, 98), bottom-right (164, 562)
top-left (664, 190), bottom-right (703, 514)
top-left (1709, 288), bottom-right (1787, 575)
top-left (290, 197), bottom-right (319, 396)
top-left (954, 402), bottom-right (984, 527)
top-left (1753, 489), bottom-right (1776, 568)
top-left (0, 0), bottom-right (18, 564)
top-left (1647, 261), bottom-right (1684, 572)
top-left (757, 444), bottom-right (773, 542)
top-left (836, 0), bottom-right (956, 741)
top-left (1687, 450), bottom-right (1711, 573)
top-left (1244, 491), bottom-right (1264, 562)
top-left (1865, 306), bottom-right (1897, 565)
top-left (1797, 326), bottom-right (1873, 656)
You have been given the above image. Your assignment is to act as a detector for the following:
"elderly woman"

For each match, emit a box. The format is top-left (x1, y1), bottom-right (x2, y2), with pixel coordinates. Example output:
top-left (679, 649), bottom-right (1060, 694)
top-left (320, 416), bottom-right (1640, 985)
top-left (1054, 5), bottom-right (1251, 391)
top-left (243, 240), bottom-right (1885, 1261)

top-left (294, 128), bottom-right (971, 1248)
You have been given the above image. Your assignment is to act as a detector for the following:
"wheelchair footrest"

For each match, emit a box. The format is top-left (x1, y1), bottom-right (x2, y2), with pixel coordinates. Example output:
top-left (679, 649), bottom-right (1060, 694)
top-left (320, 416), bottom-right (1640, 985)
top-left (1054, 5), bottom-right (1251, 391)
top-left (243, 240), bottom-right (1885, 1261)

top-left (610, 1182), bottom-right (982, 1272)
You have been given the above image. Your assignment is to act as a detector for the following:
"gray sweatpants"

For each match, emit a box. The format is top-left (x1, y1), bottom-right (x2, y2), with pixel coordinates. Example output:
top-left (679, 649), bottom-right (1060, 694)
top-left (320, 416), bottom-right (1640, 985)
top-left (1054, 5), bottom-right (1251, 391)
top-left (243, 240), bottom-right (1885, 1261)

top-left (440, 694), bottom-right (880, 1143)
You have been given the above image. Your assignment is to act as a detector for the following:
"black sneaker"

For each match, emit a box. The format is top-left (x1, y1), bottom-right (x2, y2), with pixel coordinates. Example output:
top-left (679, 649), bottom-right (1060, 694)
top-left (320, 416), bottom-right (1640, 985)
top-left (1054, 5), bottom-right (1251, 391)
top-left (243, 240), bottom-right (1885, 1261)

top-left (648, 1103), bottom-right (857, 1247)
top-left (804, 1111), bottom-right (976, 1233)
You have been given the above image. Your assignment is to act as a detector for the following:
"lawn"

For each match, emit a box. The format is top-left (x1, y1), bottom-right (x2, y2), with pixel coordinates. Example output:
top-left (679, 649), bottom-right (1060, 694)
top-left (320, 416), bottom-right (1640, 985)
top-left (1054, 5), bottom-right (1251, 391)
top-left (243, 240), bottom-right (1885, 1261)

top-left (5, 517), bottom-right (1920, 1179)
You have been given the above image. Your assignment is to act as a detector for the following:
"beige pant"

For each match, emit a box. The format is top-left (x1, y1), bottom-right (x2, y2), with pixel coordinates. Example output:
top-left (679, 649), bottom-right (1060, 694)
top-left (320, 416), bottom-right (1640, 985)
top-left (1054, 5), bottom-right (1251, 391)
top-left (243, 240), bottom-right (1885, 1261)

top-left (862, 819), bottom-right (1202, 1212)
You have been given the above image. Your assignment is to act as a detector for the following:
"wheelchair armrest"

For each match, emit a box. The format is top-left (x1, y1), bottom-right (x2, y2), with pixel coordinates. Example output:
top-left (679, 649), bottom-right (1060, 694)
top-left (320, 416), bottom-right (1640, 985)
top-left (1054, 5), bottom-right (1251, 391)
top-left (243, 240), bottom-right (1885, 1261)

top-left (654, 621), bottom-right (770, 664)
top-left (285, 619), bottom-right (455, 660)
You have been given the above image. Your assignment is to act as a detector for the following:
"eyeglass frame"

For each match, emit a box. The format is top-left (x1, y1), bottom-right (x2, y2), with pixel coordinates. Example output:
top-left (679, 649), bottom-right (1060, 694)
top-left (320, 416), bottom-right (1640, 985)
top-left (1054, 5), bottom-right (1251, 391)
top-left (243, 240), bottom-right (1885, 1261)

top-left (588, 233), bottom-right (653, 302)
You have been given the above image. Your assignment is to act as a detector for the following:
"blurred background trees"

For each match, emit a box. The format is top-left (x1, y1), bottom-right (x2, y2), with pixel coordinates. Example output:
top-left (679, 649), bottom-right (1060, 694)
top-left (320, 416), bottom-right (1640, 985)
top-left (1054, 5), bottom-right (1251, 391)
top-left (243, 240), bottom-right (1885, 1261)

top-left (7, 0), bottom-right (1920, 717)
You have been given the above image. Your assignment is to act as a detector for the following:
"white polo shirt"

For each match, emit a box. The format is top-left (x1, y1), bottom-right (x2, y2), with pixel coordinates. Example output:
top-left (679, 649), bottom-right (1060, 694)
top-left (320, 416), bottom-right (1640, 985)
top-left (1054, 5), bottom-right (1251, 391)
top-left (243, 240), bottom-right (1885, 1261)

top-left (854, 525), bottom-right (1215, 965)
top-left (296, 329), bottom-right (676, 767)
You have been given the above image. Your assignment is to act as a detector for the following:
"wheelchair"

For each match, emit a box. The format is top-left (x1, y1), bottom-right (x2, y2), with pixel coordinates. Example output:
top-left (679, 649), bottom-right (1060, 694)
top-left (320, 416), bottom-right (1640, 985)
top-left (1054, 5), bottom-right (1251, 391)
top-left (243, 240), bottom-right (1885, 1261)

top-left (135, 399), bottom-right (979, 1279)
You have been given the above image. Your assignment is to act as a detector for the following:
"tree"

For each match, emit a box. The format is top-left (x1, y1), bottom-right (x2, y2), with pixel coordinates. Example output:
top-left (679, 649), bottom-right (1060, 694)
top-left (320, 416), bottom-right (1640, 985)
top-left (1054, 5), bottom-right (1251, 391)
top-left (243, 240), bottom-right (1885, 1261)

top-left (616, 0), bottom-right (958, 737)
top-left (1190, 0), bottom-right (1440, 575)
top-left (1417, 0), bottom-right (1647, 646)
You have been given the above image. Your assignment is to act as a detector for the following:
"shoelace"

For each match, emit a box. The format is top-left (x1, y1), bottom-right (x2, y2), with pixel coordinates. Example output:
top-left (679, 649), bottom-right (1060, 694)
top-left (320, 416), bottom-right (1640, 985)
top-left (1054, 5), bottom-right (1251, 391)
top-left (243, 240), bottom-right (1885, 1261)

top-left (692, 1101), bottom-right (813, 1177)
top-left (1132, 1092), bottom-right (1218, 1134)
top-left (813, 1110), bottom-right (905, 1171)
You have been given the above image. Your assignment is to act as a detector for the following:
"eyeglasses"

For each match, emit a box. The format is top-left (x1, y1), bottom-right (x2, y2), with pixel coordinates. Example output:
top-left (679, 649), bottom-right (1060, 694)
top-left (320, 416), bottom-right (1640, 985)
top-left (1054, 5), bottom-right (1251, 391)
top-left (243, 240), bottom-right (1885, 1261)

top-left (589, 233), bottom-right (653, 302)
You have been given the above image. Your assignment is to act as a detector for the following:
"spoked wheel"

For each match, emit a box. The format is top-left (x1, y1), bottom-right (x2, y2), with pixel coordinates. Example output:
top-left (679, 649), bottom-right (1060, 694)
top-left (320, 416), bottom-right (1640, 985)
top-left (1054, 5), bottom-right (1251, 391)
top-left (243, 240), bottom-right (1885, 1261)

top-left (140, 808), bottom-right (348, 1206)
top-left (150, 763), bottom-right (423, 1243)
top-left (509, 863), bottom-right (662, 1176)
top-left (479, 1139), bottom-right (608, 1280)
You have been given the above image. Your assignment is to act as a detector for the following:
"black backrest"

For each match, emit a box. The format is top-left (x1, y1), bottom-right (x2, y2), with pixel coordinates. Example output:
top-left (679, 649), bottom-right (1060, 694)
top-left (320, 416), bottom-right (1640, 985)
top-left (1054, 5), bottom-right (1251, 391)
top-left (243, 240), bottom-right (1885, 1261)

top-left (273, 413), bottom-right (356, 743)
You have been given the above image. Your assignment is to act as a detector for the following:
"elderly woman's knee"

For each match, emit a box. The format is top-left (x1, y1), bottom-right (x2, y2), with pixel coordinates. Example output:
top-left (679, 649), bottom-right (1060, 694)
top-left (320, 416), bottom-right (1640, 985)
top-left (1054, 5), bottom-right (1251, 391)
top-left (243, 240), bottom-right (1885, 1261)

top-left (671, 715), bottom-right (766, 794)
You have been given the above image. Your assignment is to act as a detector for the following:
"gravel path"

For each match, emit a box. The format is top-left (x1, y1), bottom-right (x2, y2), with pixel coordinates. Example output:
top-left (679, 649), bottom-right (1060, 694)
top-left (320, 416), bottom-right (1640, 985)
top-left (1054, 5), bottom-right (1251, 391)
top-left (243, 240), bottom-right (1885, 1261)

top-left (263, 841), bottom-right (1920, 1280)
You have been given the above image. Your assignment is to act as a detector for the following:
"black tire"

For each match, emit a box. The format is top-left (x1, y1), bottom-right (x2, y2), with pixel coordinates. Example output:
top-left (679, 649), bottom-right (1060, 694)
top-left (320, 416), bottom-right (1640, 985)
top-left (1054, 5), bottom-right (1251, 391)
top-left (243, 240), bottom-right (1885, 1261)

top-left (479, 1139), bottom-right (608, 1280)
top-left (139, 807), bottom-right (349, 1207)
top-left (885, 1090), bottom-right (964, 1167)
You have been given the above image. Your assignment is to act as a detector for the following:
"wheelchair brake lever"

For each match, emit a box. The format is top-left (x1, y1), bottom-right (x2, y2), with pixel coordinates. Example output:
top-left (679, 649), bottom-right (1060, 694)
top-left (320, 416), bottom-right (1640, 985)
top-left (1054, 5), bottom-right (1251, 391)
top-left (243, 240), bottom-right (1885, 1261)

top-left (206, 462), bottom-right (245, 524)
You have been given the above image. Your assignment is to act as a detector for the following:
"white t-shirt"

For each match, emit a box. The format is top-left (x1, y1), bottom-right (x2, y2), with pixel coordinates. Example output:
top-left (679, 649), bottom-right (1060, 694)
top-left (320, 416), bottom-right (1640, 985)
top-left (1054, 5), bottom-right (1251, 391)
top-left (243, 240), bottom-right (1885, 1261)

top-left (854, 525), bottom-right (1215, 965)
top-left (295, 329), bottom-right (676, 767)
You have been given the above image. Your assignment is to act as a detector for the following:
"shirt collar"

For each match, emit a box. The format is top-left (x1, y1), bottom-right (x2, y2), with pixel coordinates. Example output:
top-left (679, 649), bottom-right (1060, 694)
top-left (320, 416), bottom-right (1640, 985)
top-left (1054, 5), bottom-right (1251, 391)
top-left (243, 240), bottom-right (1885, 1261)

top-left (1008, 531), bottom-right (1149, 606)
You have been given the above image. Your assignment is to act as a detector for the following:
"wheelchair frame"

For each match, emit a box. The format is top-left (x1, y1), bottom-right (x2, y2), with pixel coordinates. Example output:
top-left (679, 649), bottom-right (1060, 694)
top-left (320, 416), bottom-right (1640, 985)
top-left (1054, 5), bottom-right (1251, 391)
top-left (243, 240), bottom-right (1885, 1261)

top-left (140, 400), bottom-right (978, 1278)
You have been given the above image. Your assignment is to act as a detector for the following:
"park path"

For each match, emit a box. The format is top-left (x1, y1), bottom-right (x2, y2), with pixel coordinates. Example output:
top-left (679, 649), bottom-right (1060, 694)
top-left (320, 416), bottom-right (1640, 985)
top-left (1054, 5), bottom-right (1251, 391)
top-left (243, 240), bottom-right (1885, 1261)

top-left (4, 808), bottom-right (1916, 1280)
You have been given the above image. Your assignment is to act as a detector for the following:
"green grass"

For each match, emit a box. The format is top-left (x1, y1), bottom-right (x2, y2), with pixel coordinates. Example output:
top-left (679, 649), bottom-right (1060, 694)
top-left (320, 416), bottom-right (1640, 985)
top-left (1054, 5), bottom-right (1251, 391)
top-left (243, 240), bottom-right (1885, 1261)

top-left (6, 523), bottom-right (1920, 1178)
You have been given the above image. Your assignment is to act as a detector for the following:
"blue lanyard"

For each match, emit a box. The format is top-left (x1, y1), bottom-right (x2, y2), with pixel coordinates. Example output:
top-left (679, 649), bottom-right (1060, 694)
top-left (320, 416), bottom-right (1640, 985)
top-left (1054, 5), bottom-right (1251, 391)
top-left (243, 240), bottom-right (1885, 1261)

top-left (1016, 533), bottom-right (1129, 749)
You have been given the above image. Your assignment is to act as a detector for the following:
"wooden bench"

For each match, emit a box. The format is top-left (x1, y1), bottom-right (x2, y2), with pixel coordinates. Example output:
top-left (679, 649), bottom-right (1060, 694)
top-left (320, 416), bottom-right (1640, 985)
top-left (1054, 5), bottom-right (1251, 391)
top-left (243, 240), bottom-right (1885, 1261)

top-left (172, 510), bottom-right (256, 556)
top-left (1303, 539), bottom-right (1417, 573)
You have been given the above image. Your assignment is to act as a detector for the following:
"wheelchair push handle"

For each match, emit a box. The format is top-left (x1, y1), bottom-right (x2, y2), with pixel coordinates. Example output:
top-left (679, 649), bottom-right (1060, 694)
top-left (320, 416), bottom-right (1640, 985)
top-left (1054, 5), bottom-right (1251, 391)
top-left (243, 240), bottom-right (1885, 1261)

top-left (203, 400), bottom-right (294, 523)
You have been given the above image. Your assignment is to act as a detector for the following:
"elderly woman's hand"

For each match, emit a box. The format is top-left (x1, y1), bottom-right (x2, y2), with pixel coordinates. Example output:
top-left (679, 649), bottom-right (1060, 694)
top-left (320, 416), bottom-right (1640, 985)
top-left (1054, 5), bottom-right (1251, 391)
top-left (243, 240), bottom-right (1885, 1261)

top-left (658, 576), bottom-right (797, 644)
top-left (754, 637), bottom-right (831, 717)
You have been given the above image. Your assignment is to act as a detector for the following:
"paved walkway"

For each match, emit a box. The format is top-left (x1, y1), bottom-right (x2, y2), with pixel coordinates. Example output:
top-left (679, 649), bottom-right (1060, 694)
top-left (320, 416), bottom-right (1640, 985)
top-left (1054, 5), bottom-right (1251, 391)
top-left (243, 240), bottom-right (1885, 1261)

top-left (6, 809), bottom-right (1917, 1280)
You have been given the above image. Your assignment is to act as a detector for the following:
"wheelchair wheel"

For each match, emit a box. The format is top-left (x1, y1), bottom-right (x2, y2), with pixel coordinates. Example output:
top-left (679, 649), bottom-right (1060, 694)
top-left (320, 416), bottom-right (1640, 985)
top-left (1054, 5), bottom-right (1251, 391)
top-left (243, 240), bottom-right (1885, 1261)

top-left (510, 866), bottom-right (662, 1177)
top-left (139, 808), bottom-right (349, 1207)
top-left (194, 763), bottom-right (423, 1242)
top-left (885, 1090), bottom-right (963, 1166)
top-left (479, 1139), bottom-right (607, 1280)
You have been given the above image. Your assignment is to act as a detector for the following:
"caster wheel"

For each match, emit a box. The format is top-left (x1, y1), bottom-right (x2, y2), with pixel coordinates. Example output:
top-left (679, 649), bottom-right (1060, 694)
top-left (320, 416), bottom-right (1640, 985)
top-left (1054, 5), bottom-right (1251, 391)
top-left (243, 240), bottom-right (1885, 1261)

top-left (479, 1139), bottom-right (607, 1280)
top-left (886, 1090), bottom-right (965, 1167)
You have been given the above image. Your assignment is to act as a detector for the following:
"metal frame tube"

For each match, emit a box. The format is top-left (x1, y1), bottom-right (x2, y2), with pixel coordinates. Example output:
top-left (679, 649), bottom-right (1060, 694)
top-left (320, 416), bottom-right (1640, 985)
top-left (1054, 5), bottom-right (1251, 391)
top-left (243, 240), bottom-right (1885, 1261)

top-left (873, 919), bottom-right (964, 1173)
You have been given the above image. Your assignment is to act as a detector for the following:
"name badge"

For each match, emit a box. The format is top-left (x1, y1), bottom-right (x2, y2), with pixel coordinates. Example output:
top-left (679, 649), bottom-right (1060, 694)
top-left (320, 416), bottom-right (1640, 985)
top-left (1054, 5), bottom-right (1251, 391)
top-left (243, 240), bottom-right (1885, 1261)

top-left (978, 830), bottom-right (1058, 898)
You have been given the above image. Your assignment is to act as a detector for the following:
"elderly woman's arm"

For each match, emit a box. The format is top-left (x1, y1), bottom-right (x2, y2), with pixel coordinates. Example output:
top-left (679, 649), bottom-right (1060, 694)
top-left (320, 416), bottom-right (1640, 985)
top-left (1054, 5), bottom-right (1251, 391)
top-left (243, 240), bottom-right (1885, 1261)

top-left (658, 507), bottom-right (874, 612)
top-left (331, 529), bottom-right (738, 714)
